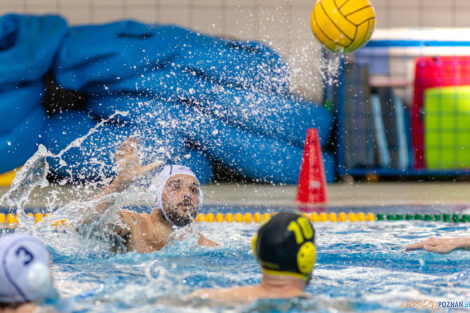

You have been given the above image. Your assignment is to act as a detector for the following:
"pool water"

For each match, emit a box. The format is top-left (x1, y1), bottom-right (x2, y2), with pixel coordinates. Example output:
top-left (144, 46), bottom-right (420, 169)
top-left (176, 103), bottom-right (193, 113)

top-left (3, 205), bottom-right (470, 313)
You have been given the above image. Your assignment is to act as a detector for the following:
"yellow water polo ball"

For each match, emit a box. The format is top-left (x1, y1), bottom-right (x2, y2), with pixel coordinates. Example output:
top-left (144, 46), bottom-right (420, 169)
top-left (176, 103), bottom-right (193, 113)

top-left (311, 0), bottom-right (376, 53)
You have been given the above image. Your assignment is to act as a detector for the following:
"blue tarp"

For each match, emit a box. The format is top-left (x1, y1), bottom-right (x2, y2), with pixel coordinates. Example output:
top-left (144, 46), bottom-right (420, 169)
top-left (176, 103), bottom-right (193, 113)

top-left (55, 21), bottom-right (289, 94)
top-left (42, 101), bottom-right (335, 184)
top-left (0, 105), bottom-right (46, 173)
top-left (0, 14), bottom-right (64, 173)
top-left (0, 14), bottom-right (67, 88)
top-left (0, 15), bottom-right (335, 183)
top-left (86, 89), bottom-right (333, 148)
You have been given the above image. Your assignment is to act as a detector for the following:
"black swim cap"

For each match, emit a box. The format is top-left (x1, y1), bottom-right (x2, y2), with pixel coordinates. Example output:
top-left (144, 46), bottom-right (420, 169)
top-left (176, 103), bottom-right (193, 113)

top-left (252, 212), bottom-right (316, 280)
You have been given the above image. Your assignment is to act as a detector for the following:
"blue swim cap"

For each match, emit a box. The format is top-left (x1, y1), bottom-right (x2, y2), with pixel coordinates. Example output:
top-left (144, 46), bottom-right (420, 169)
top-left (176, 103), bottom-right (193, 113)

top-left (0, 233), bottom-right (53, 303)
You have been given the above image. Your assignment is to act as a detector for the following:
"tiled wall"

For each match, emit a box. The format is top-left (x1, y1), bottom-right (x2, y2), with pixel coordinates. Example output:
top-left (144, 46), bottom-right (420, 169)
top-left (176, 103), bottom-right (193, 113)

top-left (4, 0), bottom-right (468, 28)
top-left (0, 0), bottom-right (468, 100)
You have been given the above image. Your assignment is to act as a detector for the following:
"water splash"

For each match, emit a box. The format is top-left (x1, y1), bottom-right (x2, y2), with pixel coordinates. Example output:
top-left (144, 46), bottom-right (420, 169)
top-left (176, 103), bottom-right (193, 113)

top-left (0, 144), bottom-right (51, 229)
top-left (0, 110), bottom-right (149, 254)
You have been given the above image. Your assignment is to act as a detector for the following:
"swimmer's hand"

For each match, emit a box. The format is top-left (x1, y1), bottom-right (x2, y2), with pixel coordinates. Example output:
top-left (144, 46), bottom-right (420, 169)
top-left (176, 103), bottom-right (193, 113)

top-left (114, 136), bottom-right (162, 187)
top-left (82, 137), bottom-right (162, 226)
top-left (405, 237), bottom-right (470, 254)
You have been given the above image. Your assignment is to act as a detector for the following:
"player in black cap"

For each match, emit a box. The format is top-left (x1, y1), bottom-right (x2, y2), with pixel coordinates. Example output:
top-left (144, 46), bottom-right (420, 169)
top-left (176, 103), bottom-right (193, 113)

top-left (189, 212), bottom-right (316, 303)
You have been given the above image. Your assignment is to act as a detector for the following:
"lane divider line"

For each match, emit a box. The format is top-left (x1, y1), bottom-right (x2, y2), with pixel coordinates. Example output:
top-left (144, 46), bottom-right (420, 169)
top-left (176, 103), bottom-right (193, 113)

top-left (0, 212), bottom-right (468, 228)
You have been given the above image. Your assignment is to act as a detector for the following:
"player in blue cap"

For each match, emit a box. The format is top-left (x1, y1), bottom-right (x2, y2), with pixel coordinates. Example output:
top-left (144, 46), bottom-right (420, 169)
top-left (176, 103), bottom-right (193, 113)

top-left (0, 233), bottom-right (56, 313)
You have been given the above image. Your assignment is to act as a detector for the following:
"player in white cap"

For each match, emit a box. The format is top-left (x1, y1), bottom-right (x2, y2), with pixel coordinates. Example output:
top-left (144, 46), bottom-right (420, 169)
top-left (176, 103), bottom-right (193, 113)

top-left (0, 233), bottom-right (56, 313)
top-left (81, 137), bottom-right (218, 253)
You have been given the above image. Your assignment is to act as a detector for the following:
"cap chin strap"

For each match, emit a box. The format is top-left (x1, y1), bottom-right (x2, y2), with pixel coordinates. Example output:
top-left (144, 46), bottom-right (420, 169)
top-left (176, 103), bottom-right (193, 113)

top-left (160, 206), bottom-right (181, 230)
top-left (156, 184), bottom-right (203, 230)
top-left (261, 268), bottom-right (309, 281)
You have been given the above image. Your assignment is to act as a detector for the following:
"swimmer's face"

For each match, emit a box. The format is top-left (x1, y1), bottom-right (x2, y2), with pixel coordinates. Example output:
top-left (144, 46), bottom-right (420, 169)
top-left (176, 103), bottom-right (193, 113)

top-left (161, 174), bottom-right (200, 227)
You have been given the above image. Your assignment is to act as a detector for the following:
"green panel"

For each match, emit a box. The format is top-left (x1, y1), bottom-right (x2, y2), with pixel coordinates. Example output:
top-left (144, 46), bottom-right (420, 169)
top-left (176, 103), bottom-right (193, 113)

top-left (440, 132), bottom-right (457, 148)
top-left (425, 86), bottom-right (470, 169)
top-left (426, 149), bottom-right (441, 169)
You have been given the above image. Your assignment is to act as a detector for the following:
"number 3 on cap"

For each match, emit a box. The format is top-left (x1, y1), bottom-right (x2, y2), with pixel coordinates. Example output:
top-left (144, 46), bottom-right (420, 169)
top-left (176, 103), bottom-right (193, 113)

top-left (287, 217), bottom-right (313, 244)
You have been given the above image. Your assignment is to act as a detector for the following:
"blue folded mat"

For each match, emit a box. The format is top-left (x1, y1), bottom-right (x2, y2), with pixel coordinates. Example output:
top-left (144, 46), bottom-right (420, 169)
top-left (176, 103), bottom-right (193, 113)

top-left (179, 148), bottom-right (214, 185)
top-left (0, 14), bottom-right (67, 88)
top-left (42, 101), bottom-right (334, 183)
top-left (0, 14), bottom-right (335, 183)
top-left (86, 89), bottom-right (333, 148)
top-left (41, 111), bottom-right (187, 180)
top-left (0, 83), bottom-right (44, 134)
top-left (54, 21), bottom-right (289, 93)
top-left (173, 102), bottom-right (335, 184)
top-left (0, 105), bottom-right (46, 173)
top-left (86, 95), bottom-right (160, 121)
top-left (84, 67), bottom-right (209, 101)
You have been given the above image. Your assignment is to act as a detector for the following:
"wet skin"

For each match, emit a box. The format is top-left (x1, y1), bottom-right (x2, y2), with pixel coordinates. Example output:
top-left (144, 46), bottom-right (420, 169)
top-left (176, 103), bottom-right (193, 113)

top-left (83, 137), bottom-right (218, 253)
top-left (118, 174), bottom-right (206, 253)
top-left (160, 174), bottom-right (200, 227)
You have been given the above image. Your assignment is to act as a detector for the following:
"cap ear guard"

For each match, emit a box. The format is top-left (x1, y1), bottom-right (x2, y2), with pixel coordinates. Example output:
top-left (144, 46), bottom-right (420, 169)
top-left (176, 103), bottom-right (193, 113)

top-left (297, 241), bottom-right (316, 274)
top-left (291, 216), bottom-right (316, 274)
top-left (251, 234), bottom-right (258, 258)
top-left (0, 235), bottom-right (53, 303)
top-left (27, 262), bottom-right (53, 297)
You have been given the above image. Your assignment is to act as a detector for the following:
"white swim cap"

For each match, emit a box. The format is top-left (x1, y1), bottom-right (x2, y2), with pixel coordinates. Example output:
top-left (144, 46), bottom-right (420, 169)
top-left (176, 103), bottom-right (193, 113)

top-left (153, 165), bottom-right (203, 227)
top-left (0, 233), bottom-right (53, 303)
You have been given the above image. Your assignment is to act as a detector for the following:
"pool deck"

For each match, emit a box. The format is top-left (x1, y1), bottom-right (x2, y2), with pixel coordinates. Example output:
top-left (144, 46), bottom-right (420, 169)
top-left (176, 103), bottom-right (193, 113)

top-left (1, 182), bottom-right (470, 208)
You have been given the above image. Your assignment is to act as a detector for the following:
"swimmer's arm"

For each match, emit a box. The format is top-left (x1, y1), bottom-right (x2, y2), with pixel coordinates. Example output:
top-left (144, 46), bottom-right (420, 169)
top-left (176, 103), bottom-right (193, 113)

top-left (405, 237), bottom-right (470, 254)
top-left (197, 233), bottom-right (219, 247)
top-left (188, 288), bottom-right (218, 300)
top-left (81, 137), bottom-right (161, 225)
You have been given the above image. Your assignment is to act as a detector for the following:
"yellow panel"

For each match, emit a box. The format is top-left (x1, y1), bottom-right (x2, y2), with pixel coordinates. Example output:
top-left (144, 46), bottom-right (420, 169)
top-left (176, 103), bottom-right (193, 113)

top-left (0, 167), bottom-right (20, 186)
top-left (334, 0), bottom-right (349, 7)
top-left (311, 6), bottom-right (349, 52)
top-left (366, 16), bottom-right (375, 39)
top-left (320, 0), bottom-right (356, 40)
top-left (345, 20), bottom-right (367, 52)
top-left (340, 0), bottom-right (372, 16)
top-left (346, 6), bottom-right (375, 26)
top-left (345, 18), bottom-right (374, 52)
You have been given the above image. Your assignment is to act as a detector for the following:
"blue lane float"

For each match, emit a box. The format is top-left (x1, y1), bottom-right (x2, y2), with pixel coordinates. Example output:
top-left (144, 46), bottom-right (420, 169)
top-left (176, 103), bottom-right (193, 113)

top-left (54, 21), bottom-right (289, 93)
top-left (0, 14), bottom-right (67, 88)
top-left (0, 106), bottom-right (46, 173)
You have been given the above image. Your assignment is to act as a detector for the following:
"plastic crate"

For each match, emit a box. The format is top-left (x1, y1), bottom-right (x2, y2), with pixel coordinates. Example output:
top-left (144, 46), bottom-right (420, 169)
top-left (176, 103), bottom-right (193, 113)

top-left (333, 38), bottom-right (470, 177)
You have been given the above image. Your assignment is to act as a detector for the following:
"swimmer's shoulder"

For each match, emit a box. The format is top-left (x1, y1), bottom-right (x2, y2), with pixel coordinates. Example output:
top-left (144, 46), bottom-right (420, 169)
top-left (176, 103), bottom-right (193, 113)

top-left (190, 286), bottom-right (261, 303)
top-left (118, 209), bottom-right (145, 222)
top-left (9, 303), bottom-right (37, 313)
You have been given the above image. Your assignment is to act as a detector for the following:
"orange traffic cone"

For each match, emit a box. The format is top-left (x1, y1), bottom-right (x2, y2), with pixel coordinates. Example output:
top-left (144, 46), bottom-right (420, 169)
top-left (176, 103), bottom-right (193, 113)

top-left (296, 128), bottom-right (328, 204)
